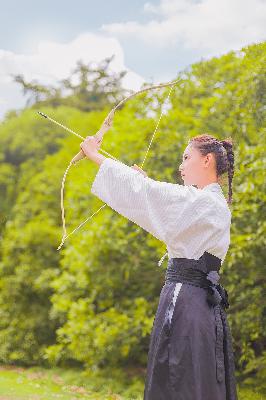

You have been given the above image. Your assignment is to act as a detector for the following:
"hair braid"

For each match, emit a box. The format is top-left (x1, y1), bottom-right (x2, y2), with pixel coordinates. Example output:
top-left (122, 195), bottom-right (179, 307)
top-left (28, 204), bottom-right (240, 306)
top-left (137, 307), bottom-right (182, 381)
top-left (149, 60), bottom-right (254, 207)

top-left (220, 139), bottom-right (234, 204)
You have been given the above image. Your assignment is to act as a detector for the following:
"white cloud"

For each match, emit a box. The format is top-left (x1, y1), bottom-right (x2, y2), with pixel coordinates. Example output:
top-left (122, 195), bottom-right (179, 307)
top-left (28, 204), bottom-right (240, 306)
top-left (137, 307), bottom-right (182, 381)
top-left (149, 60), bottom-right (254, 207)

top-left (102, 0), bottom-right (266, 53)
top-left (143, 0), bottom-right (193, 15)
top-left (0, 33), bottom-right (145, 119)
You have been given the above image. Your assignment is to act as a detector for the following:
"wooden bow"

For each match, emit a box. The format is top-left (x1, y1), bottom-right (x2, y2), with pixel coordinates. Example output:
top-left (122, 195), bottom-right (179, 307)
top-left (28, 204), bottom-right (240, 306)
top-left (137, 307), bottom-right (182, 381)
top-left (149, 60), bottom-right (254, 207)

top-left (38, 77), bottom-right (182, 250)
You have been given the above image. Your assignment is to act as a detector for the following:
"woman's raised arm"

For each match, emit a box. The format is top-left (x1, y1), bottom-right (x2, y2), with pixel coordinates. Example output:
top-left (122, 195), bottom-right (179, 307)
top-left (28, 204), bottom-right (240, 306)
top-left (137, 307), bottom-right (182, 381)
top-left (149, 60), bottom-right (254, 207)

top-left (90, 158), bottom-right (201, 244)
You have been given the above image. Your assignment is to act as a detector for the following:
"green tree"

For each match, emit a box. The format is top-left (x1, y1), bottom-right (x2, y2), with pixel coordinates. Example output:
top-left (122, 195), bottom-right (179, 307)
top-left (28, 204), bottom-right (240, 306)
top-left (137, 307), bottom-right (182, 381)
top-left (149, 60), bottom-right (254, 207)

top-left (0, 43), bottom-right (265, 394)
top-left (12, 55), bottom-right (130, 112)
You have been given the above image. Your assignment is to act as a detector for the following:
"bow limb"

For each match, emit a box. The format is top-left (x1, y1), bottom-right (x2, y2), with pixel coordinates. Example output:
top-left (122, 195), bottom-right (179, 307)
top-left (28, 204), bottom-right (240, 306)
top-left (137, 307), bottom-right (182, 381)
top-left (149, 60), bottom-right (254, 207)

top-left (71, 78), bottom-right (182, 164)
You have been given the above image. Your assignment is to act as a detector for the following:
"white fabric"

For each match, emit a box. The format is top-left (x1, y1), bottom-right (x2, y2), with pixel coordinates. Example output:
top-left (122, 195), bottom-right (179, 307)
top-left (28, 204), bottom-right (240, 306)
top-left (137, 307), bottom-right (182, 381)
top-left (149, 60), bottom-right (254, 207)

top-left (90, 158), bottom-right (231, 264)
top-left (167, 282), bottom-right (183, 325)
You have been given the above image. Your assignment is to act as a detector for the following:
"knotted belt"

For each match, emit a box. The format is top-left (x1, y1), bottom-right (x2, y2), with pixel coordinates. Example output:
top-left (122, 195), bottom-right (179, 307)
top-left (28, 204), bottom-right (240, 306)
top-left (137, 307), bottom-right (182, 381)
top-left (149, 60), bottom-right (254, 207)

top-left (165, 262), bottom-right (230, 383)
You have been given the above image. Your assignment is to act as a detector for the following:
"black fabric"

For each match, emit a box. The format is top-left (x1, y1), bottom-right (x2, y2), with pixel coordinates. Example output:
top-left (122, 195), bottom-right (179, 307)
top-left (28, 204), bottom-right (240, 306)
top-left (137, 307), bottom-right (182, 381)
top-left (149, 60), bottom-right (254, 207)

top-left (143, 251), bottom-right (238, 400)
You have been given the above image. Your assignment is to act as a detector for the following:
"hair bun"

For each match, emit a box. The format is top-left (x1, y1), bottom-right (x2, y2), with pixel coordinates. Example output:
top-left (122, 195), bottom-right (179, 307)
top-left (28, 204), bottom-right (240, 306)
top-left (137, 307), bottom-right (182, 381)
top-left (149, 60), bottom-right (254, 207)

top-left (220, 138), bottom-right (233, 148)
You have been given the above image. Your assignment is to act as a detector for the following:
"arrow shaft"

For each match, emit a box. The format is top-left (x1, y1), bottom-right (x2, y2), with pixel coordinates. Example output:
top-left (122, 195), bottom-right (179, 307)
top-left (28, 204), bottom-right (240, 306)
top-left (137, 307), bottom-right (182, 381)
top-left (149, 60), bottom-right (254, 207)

top-left (38, 112), bottom-right (119, 161)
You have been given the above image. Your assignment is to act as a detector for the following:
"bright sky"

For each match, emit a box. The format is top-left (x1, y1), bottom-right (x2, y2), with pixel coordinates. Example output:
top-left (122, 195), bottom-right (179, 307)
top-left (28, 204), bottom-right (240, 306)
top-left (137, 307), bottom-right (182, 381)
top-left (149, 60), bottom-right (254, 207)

top-left (0, 0), bottom-right (265, 119)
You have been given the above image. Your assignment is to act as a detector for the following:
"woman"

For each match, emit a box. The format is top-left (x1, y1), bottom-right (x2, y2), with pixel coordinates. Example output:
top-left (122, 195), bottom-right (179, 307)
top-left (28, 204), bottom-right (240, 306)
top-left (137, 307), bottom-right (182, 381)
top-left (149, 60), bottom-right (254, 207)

top-left (80, 133), bottom-right (238, 400)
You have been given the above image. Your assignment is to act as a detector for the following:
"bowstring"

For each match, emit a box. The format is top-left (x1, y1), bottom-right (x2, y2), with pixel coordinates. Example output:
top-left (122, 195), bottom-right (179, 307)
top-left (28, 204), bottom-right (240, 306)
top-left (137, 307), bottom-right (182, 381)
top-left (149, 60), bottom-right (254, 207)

top-left (140, 83), bottom-right (176, 169)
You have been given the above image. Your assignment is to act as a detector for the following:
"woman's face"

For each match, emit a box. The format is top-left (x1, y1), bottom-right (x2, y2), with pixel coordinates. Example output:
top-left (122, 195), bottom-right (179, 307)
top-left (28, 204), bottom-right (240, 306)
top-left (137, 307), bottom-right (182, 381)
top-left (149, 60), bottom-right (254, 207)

top-left (178, 143), bottom-right (213, 186)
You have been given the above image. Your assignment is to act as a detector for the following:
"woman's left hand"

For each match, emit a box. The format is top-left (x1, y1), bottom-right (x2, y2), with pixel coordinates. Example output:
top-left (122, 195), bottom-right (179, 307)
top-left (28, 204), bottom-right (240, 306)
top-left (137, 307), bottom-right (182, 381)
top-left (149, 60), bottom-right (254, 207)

top-left (80, 136), bottom-right (102, 158)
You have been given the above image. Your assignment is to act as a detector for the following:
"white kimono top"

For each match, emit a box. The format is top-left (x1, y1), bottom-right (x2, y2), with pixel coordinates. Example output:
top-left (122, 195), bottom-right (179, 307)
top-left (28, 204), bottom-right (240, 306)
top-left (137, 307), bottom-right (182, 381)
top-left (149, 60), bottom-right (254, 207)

top-left (91, 158), bottom-right (231, 265)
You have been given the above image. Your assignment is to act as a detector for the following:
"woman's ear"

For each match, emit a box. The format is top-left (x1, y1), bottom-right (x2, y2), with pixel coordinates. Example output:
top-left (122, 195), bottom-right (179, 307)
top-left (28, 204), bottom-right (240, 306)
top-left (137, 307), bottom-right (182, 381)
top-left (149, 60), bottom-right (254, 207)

top-left (204, 153), bottom-right (213, 168)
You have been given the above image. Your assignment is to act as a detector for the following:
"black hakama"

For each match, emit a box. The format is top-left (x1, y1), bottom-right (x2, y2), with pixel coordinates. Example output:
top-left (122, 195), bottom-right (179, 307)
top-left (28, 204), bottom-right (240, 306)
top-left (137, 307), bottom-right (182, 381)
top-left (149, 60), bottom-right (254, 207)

top-left (143, 251), bottom-right (238, 400)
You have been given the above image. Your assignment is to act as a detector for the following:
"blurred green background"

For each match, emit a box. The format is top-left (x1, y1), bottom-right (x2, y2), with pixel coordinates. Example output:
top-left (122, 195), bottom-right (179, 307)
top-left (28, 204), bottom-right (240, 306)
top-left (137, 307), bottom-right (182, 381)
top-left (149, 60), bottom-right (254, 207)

top-left (0, 42), bottom-right (265, 399)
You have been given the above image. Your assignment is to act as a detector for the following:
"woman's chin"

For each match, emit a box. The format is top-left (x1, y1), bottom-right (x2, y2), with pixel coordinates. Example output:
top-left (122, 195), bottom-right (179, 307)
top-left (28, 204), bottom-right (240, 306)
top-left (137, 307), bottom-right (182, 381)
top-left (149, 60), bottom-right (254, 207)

top-left (181, 175), bottom-right (195, 186)
top-left (183, 179), bottom-right (196, 186)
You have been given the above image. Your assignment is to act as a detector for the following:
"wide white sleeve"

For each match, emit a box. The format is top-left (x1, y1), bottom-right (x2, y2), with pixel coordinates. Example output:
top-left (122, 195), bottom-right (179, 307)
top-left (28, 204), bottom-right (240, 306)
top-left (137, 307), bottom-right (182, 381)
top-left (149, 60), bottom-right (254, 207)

top-left (90, 157), bottom-right (200, 244)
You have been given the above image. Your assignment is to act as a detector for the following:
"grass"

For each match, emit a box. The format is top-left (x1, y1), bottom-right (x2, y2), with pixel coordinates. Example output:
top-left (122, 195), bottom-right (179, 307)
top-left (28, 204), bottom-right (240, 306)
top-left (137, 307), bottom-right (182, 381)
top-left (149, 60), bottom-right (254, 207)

top-left (0, 365), bottom-right (264, 400)
top-left (0, 365), bottom-right (144, 400)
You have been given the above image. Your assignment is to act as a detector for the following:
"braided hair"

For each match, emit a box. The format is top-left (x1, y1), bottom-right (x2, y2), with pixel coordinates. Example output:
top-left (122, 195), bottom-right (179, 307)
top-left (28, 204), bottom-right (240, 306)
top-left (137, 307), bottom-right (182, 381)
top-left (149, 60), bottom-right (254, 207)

top-left (189, 134), bottom-right (235, 204)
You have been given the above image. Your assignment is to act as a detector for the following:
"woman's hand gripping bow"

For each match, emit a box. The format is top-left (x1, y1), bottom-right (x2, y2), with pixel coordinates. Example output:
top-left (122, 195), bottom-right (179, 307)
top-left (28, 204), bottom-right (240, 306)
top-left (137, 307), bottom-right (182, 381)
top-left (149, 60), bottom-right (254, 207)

top-left (80, 135), bottom-right (103, 159)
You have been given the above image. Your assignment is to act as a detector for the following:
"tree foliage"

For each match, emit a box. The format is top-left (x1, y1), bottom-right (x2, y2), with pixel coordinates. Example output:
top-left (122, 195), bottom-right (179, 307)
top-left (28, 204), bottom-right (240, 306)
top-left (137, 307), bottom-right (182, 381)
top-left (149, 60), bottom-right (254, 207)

top-left (0, 42), bottom-right (265, 393)
top-left (13, 55), bottom-right (130, 112)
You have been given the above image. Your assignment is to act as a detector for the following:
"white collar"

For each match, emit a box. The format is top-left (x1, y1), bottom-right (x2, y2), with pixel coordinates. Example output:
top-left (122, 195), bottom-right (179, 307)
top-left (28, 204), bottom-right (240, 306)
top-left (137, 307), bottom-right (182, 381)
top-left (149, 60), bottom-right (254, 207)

top-left (188, 182), bottom-right (224, 195)
top-left (201, 182), bottom-right (223, 193)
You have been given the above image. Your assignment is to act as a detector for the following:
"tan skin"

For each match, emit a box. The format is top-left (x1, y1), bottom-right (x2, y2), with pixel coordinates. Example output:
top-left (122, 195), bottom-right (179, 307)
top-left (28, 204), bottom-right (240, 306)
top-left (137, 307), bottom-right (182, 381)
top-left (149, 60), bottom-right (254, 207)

top-left (80, 136), bottom-right (217, 188)
top-left (178, 143), bottom-right (219, 188)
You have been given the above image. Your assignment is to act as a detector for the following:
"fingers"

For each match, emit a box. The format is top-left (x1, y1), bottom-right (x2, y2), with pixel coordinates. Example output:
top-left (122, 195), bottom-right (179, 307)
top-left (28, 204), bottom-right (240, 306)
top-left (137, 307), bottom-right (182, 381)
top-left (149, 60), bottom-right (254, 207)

top-left (80, 135), bottom-right (102, 156)
top-left (85, 135), bottom-right (102, 144)
top-left (83, 136), bottom-right (102, 151)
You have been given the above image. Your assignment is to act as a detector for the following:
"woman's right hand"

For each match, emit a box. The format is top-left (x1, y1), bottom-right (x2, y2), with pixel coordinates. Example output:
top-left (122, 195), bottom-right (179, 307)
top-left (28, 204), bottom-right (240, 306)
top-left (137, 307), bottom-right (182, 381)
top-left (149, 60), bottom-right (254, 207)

top-left (131, 164), bottom-right (148, 177)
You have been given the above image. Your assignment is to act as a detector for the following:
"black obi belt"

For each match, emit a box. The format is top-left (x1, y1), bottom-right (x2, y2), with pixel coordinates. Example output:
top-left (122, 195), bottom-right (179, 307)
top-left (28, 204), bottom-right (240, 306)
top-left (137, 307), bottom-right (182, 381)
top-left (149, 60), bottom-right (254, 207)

top-left (165, 251), bottom-right (229, 310)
